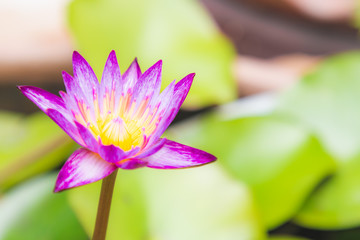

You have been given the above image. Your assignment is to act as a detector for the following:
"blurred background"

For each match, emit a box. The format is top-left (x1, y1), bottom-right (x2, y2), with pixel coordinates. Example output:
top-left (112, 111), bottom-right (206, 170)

top-left (1, 0), bottom-right (360, 239)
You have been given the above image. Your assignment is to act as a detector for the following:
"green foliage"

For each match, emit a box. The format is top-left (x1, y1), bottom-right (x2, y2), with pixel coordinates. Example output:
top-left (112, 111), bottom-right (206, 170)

top-left (277, 52), bottom-right (360, 229)
top-left (68, 169), bottom-right (148, 240)
top-left (67, 165), bottom-right (265, 240)
top-left (0, 112), bottom-right (76, 191)
top-left (278, 52), bottom-right (360, 162)
top-left (166, 114), bottom-right (336, 229)
top-left (295, 155), bottom-right (360, 229)
top-left (67, 0), bottom-right (237, 108)
top-left (0, 174), bottom-right (87, 240)
top-left (268, 236), bottom-right (309, 240)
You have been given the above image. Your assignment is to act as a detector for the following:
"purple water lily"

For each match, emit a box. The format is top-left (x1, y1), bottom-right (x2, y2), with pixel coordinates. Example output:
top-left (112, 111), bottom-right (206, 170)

top-left (19, 51), bottom-right (216, 192)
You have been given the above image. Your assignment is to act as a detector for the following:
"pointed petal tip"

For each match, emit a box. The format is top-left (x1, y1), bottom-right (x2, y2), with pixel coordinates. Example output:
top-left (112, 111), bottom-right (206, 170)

top-left (17, 85), bottom-right (33, 91)
top-left (53, 181), bottom-right (78, 193)
top-left (206, 153), bottom-right (217, 163)
top-left (72, 51), bottom-right (81, 58)
top-left (175, 73), bottom-right (195, 93)
top-left (133, 57), bottom-right (140, 68)
top-left (107, 50), bottom-right (117, 59)
top-left (137, 59), bottom-right (162, 76)
top-left (17, 85), bottom-right (26, 92)
top-left (72, 51), bottom-right (81, 64)
top-left (189, 72), bottom-right (196, 78)
top-left (58, 90), bottom-right (66, 96)
top-left (180, 73), bottom-right (195, 86)
top-left (53, 178), bottom-right (97, 193)
top-left (54, 174), bottom-right (71, 193)
top-left (53, 185), bottom-right (63, 193)
top-left (184, 72), bottom-right (196, 82)
top-left (156, 59), bottom-right (163, 65)
top-left (124, 58), bottom-right (142, 79)
top-left (72, 51), bottom-right (88, 65)
top-left (144, 140), bottom-right (217, 169)
top-left (107, 52), bottom-right (118, 69)
top-left (152, 59), bottom-right (163, 70)
top-left (62, 71), bottom-right (73, 80)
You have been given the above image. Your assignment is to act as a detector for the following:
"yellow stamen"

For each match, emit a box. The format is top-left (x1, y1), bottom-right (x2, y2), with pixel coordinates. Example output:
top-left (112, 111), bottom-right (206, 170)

top-left (81, 91), bottom-right (159, 151)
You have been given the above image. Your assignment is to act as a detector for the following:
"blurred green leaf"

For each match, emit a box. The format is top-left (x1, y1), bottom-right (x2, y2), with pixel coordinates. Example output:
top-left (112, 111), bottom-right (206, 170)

top-left (68, 0), bottom-right (236, 108)
top-left (277, 52), bottom-right (360, 162)
top-left (68, 165), bottom-right (265, 240)
top-left (268, 236), bottom-right (309, 240)
top-left (0, 174), bottom-right (87, 240)
top-left (0, 111), bottom-right (76, 191)
top-left (275, 52), bottom-right (360, 229)
top-left (68, 169), bottom-right (148, 240)
top-left (141, 165), bottom-right (265, 240)
top-left (166, 113), bottom-right (336, 229)
top-left (295, 155), bottom-right (360, 229)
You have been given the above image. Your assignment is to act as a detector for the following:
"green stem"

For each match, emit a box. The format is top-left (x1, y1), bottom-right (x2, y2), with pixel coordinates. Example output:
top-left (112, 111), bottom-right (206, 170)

top-left (92, 169), bottom-right (118, 240)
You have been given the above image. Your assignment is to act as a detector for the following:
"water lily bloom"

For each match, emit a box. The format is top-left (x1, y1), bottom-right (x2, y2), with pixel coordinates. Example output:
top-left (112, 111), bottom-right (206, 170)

top-left (19, 51), bottom-right (216, 192)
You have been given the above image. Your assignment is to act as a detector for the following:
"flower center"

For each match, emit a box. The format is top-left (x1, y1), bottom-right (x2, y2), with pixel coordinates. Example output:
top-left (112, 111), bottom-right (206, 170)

top-left (97, 114), bottom-right (143, 151)
top-left (77, 91), bottom-right (159, 151)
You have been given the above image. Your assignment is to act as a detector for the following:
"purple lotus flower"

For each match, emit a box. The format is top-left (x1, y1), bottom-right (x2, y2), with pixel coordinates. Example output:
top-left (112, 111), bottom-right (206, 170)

top-left (18, 51), bottom-right (216, 192)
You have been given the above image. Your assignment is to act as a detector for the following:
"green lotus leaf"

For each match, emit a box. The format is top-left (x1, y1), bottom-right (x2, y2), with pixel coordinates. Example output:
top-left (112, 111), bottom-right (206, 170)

top-left (295, 154), bottom-right (360, 229)
top-left (277, 52), bottom-right (360, 229)
top-left (0, 174), bottom-right (87, 240)
top-left (67, 169), bottom-right (147, 240)
top-left (277, 52), bottom-right (360, 162)
top-left (0, 111), bottom-right (76, 191)
top-left (166, 112), bottom-right (335, 229)
top-left (268, 236), bottom-right (309, 240)
top-left (68, 165), bottom-right (265, 240)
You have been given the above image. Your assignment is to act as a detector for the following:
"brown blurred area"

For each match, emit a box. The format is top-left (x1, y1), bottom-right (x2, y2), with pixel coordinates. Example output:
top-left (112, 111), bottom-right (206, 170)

top-left (0, 0), bottom-right (73, 83)
top-left (239, 0), bottom-right (355, 23)
top-left (1, 0), bottom-right (360, 112)
top-left (0, 0), bottom-right (72, 112)
top-left (202, 0), bottom-right (360, 95)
